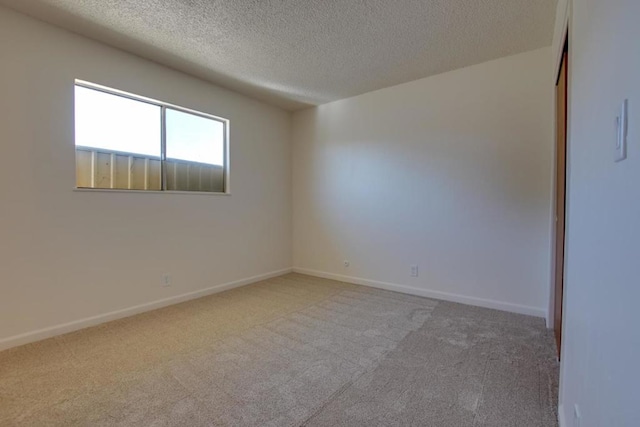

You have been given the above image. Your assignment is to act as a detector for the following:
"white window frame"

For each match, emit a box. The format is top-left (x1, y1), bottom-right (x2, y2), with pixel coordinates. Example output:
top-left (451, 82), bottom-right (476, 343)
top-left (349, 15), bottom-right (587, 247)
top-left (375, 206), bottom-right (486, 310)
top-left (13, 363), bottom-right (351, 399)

top-left (74, 79), bottom-right (230, 195)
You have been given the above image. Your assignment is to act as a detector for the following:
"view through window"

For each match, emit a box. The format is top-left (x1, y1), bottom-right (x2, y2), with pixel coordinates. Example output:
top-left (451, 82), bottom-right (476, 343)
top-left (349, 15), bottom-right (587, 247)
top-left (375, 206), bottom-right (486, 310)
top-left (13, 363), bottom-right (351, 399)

top-left (74, 82), bottom-right (227, 193)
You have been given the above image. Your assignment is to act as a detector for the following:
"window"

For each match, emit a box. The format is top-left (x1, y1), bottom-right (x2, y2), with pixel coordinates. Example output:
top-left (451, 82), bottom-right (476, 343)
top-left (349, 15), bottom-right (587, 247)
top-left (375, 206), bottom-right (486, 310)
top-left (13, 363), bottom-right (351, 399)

top-left (74, 81), bottom-right (228, 193)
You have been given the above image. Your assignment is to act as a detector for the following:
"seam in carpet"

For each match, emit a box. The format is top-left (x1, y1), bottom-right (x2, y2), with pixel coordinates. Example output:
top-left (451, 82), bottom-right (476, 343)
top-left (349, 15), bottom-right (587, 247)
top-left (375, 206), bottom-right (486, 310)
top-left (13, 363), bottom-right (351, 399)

top-left (299, 367), bottom-right (371, 426)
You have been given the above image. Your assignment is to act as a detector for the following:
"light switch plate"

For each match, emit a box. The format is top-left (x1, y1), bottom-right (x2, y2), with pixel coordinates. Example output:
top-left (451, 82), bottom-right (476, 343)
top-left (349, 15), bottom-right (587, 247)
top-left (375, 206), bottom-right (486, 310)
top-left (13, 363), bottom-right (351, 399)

top-left (615, 99), bottom-right (629, 162)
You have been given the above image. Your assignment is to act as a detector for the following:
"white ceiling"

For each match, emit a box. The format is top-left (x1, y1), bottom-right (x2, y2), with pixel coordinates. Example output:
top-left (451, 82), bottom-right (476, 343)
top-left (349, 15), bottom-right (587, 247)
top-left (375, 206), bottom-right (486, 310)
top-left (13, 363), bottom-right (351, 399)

top-left (0, 0), bottom-right (557, 110)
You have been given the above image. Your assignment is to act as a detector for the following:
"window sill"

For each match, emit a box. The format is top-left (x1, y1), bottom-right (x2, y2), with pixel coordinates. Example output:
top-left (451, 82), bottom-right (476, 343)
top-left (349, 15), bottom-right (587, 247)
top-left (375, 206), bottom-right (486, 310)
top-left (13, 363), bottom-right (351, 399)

top-left (73, 188), bottom-right (231, 196)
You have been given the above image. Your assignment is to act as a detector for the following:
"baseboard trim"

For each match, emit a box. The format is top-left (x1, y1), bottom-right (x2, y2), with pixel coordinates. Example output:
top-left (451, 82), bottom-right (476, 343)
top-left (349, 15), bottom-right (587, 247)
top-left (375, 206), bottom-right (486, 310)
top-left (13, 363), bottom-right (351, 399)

top-left (0, 268), bottom-right (292, 352)
top-left (558, 403), bottom-right (567, 427)
top-left (293, 267), bottom-right (546, 318)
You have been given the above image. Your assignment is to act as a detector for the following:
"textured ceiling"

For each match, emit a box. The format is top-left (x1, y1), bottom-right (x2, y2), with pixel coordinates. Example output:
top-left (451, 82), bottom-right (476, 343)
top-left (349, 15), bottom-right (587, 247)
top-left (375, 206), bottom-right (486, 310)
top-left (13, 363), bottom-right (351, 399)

top-left (0, 0), bottom-right (557, 110)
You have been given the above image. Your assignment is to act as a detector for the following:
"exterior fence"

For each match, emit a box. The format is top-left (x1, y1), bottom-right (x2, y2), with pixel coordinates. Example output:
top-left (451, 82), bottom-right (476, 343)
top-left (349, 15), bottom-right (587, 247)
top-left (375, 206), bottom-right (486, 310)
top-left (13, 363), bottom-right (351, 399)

top-left (75, 146), bottom-right (224, 192)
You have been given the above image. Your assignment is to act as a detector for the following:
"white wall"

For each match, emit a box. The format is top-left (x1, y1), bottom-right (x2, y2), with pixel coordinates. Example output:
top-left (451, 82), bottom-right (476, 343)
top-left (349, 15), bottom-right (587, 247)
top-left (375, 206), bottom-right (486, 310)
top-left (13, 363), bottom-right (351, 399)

top-left (558, 0), bottom-right (640, 426)
top-left (292, 48), bottom-right (554, 317)
top-left (0, 7), bottom-right (292, 348)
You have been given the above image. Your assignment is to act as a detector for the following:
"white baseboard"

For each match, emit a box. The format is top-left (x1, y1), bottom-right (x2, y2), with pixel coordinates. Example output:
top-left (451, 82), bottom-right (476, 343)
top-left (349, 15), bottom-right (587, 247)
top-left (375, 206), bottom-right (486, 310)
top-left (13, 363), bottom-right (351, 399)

top-left (293, 267), bottom-right (546, 318)
top-left (0, 268), bottom-right (292, 352)
top-left (558, 403), bottom-right (568, 427)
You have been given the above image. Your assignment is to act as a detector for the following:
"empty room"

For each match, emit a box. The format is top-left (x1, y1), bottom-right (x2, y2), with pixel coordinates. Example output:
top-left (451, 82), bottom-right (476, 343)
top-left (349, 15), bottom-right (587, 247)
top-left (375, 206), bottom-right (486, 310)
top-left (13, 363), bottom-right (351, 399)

top-left (0, 0), bottom-right (638, 426)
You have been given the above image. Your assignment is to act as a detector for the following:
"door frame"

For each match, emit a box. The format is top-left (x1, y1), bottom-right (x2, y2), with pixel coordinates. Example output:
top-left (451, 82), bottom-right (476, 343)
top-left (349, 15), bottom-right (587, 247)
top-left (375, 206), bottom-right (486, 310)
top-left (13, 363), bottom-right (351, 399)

top-left (552, 34), bottom-right (569, 359)
top-left (547, 4), bottom-right (572, 356)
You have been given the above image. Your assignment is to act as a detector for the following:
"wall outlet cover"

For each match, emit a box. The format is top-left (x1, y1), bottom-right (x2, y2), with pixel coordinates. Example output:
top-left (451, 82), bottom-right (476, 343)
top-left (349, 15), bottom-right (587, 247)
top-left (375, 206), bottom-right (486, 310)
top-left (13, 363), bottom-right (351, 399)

top-left (162, 274), bottom-right (172, 287)
top-left (615, 99), bottom-right (629, 162)
top-left (410, 264), bottom-right (419, 277)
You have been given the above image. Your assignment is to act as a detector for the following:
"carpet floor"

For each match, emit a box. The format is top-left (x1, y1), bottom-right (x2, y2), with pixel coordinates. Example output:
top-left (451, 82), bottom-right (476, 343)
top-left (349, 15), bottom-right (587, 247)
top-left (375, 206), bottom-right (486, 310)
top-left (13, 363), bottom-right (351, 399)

top-left (0, 273), bottom-right (558, 426)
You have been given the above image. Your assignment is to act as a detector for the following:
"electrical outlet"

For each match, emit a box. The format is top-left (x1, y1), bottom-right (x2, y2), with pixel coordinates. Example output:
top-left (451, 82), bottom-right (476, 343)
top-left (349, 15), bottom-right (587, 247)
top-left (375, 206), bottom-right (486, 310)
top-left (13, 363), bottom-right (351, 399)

top-left (573, 404), bottom-right (581, 427)
top-left (344, 260), bottom-right (350, 268)
top-left (162, 274), bottom-right (172, 287)
top-left (410, 265), bottom-right (419, 277)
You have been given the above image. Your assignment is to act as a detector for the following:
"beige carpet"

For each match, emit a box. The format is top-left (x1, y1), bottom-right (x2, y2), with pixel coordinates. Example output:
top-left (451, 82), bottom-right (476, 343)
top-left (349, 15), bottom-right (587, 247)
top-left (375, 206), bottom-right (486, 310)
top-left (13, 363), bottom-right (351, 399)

top-left (0, 273), bottom-right (558, 426)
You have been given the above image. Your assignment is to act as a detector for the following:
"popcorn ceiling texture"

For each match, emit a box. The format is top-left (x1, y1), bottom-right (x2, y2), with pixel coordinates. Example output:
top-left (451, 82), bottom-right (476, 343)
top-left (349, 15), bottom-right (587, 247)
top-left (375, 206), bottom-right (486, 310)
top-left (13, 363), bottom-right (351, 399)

top-left (0, 0), bottom-right (557, 110)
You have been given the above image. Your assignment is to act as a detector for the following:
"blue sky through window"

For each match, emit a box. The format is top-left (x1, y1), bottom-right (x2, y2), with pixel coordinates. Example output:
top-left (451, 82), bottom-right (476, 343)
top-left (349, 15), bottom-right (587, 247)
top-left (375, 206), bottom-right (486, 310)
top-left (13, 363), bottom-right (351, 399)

top-left (166, 108), bottom-right (224, 166)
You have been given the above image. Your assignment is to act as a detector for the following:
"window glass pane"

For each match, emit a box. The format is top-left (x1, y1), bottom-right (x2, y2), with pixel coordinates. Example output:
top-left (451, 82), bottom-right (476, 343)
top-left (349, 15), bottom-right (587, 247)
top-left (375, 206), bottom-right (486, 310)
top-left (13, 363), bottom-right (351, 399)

top-left (165, 109), bottom-right (225, 166)
top-left (74, 85), bottom-right (162, 190)
top-left (165, 108), bottom-right (225, 192)
top-left (74, 82), bottom-right (227, 193)
top-left (75, 85), bottom-right (161, 157)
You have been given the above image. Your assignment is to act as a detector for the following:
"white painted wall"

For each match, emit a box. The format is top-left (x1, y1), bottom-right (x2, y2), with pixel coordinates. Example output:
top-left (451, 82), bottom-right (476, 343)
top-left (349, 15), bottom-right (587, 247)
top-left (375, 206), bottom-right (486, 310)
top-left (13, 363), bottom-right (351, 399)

top-left (0, 7), bottom-right (292, 348)
top-left (557, 0), bottom-right (640, 426)
top-left (292, 48), bottom-right (554, 317)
